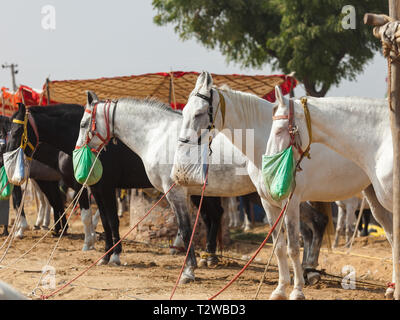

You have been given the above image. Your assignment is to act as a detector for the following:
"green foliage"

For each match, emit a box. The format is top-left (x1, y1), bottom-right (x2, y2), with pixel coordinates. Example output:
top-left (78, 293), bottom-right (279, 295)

top-left (152, 0), bottom-right (388, 96)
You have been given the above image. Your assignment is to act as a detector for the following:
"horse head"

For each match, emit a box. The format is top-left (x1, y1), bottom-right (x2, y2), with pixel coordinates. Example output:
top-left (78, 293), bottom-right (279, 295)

top-left (75, 91), bottom-right (115, 153)
top-left (265, 86), bottom-right (310, 160)
top-left (179, 71), bottom-right (225, 145)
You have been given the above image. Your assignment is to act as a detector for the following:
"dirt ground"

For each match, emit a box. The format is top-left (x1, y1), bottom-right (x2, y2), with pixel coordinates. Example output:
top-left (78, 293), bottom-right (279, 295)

top-left (0, 196), bottom-right (394, 301)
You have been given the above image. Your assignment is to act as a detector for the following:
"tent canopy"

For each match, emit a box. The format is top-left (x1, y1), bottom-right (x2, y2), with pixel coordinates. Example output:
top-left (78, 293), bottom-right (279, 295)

top-left (46, 71), bottom-right (297, 109)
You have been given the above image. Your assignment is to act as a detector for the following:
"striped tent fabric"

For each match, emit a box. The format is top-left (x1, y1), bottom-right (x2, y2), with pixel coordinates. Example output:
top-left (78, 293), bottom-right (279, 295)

top-left (45, 71), bottom-right (297, 109)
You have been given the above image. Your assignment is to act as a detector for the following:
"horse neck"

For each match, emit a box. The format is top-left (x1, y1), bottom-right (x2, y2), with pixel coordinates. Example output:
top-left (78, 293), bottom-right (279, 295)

top-left (220, 90), bottom-right (273, 164)
top-left (112, 99), bottom-right (181, 159)
top-left (31, 109), bottom-right (81, 155)
top-left (299, 97), bottom-right (390, 170)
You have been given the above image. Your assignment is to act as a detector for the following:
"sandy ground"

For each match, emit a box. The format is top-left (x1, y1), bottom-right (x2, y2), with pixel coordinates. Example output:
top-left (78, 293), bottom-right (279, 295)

top-left (0, 196), bottom-right (393, 301)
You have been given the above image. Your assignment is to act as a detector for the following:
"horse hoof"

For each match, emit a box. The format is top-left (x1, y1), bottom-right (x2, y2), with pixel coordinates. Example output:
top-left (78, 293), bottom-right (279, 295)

top-left (108, 254), bottom-right (121, 266)
top-left (41, 226), bottom-right (49, 231)
top-left (179, 274), bottom-right (195, 284)
top-left (33, 225), bottom-right (40, 230)
top-left (198, 258), bottom-right (207, 268)
top-left (306, 272), bottom-right (321, 285)
top-left (269, 291), bottom-right (287, 300)
top-left (385, 287), bottom-right (394, 300)
top-left (289, 290), bottom-right (306, 300)
top-left (82, 244), bottom-right (94, 252)
top-left (97, 258), bottom-right (109, 266)
top-left (207, 256), bottom-right (219, 268)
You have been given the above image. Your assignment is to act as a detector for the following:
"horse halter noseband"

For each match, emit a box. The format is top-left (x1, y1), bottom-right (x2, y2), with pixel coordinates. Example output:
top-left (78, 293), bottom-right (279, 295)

top-left (12, 111), bottom-right (40, 161)
top-left (76, 100), bottom-right (118, 153)
top-left (272, 97), bottom-right (312, 170)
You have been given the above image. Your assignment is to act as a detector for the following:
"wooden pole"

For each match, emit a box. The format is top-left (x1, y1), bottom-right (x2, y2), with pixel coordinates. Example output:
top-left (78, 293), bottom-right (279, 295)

top-left (389, 0), bottom-right (400, 300)
top-left (170, 72), bottom-right (177, 110)
top-left (1, 92), bottom-right (4, 116)
top-left (46, 78), bottom-right (51, 105)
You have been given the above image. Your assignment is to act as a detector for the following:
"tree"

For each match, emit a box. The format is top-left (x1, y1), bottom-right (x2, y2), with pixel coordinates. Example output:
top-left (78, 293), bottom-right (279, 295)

top-left (152, 0), bottom-right (388, 97)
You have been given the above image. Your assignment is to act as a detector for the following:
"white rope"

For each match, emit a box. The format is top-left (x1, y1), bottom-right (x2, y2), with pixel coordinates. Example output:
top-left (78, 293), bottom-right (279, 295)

top-left (0, 166), bottom-right (31, 263)
top-left (0, 181), bottom-right (88, 270)
top-left (30, 144), bottom-right (105, 296)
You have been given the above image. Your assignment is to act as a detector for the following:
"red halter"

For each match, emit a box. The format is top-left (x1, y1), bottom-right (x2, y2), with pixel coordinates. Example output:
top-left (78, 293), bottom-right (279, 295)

top-left (75, 100), bottom-right (115, 153)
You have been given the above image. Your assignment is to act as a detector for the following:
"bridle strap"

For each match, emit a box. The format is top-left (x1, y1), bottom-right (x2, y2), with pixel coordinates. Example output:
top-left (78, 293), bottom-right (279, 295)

top-left (12, 111), bottom-right (39, 160)
top-left (79, 100), bottom-right (118, 153)
top-left (271, 97), bottom-right (312, 169)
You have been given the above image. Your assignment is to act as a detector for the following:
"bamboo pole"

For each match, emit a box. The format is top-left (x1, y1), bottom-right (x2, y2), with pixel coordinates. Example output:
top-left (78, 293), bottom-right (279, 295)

top-left (1, 92), bottom-right (4, 116)
top-left (365, 4), bottom-right (400, 300)
top-left (388, 0), bottom-right (400, 300)
top-left (46, 78), bottom-right (51, 105)
top-left (170, 72), bottom-right (177, 110)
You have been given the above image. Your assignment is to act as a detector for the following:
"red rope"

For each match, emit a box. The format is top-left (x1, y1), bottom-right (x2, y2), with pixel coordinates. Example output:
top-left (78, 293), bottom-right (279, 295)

top-left (208, 200), bottom-right (289, 300)
top-left (40, 182), bottom-right (177, 300)
top-left (169, 171), bottom-right (209, 300)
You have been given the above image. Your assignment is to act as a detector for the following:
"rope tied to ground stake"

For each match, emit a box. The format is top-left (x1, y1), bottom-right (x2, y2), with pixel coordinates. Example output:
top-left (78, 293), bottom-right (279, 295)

top-left (208, 196), bottom-right (290, 300)
top-left (39, 182), bottom-right (177, 300)
top-left (169, 170), bottom-right (209, 300)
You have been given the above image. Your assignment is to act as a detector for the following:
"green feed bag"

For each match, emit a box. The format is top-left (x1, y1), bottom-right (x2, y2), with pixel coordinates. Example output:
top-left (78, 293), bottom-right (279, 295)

top-left (73, 145), bottom-right (103, 186)
top-left (0, 166), bottom-right (13, 200)
top-left (262, 146), bottom-right (296, 202)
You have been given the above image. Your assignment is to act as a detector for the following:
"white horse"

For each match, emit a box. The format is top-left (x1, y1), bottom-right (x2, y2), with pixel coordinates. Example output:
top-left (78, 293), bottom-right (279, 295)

top-left (75, 92), bottom-right (259, 283)
top-left (173, 72), bottom-right (393, 299)
top-left (74, 91), bottom-right (332, 284)
top-left (265, 86), bottom-right (395, 298)
top-left (221, 197), bottom-right (241, 228)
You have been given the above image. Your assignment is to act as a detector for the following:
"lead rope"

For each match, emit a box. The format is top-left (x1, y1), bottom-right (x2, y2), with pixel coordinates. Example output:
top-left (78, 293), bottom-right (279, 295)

top-left (40, 181), bottom-right (177, 300)
top-left (169, 169), bottom-right (209, 300)
top-left (208, 194), bottom-right (291, 300)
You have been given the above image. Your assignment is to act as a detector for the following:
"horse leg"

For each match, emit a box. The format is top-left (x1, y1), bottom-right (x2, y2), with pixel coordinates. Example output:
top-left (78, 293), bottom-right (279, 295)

top-left (97, 188), bottom-right (121, 266)
top-left (197, 196), bottom-right (223, 268)
top-left (12, 186), bottom-right (28, 239)
top-left (242, 197), bottom-right (252, 231)
top-left (261, 198), bottom-right (291, 300)
top-left (91, 189), bottom-right (113, 265)
top-left (166, 189), bottom-right (197, 284)
top-left (31, 181), bottom-right (44, 229)
top-left (333, 202), bottom-right (346, 248)
top-left (285, 196), bottom-right (305, 300)
top-left (36, 181), bottom-right (67, 237)
top-left (76, 187), bottom-right (95, 251)
top-left (345, 200), bottom-right (358, 247)
top-left (362, 185), bottom-right (394, 299)
top-left (360, 209), bottom-right (371, 237)
top-left (299, 202), bottom-right (328, 285)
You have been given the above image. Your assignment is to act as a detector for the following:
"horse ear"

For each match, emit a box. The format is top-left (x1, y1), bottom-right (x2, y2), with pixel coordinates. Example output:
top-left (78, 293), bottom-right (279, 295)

top-left (195, 72), bottom-right (207, 90)
top-left (86, 91), bottom-right (99, 106)
top-left (205, 72), bottom-right (213, 90)
top-left (275, 86), bottom-right (284, 106)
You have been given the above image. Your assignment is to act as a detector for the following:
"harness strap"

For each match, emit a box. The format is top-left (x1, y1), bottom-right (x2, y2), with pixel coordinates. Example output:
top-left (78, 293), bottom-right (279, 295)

top-left (300, 97), bottom-right (312, 159)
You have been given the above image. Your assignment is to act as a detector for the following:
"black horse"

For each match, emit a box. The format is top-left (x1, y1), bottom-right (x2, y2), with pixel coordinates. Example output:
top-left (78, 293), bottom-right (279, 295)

top-left (6, 103), bottom-right (225, 266)
top-left (0, 115), bottom-right (91, 239)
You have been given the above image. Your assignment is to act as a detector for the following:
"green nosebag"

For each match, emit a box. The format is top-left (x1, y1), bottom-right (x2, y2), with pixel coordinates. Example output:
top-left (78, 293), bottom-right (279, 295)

top-left (0, 166), bottom-right (13, 200)
top-left (73, 145), bottom-right (103, 186)
top-left (262, 146), bottom-right (296, 202)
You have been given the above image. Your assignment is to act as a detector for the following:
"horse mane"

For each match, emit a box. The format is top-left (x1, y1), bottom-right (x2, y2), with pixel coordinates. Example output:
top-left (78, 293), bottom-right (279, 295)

top-left (27, 104), bottom-right (84, 117)
top-left (117, 97), bottom-right (182, 116)
top-left (0, 115), bottom-right (11, 131)
top-left (216, 85), bottom-right (267, 108)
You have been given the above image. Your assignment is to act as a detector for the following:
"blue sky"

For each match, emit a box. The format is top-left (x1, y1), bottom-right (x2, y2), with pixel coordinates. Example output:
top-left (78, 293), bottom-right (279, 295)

top-left (0, 0), bottom-right (387, 98)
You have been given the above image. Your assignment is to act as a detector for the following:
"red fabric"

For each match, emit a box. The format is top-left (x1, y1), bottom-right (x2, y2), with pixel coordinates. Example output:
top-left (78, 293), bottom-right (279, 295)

top-left (263, 76), bottom-right (298, 102)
